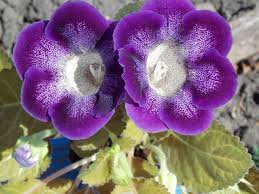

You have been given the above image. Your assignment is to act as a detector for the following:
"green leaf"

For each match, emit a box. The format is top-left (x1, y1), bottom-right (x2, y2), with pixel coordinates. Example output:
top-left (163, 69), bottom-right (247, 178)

top-left (111, 150), bottom-right (133, 185)
top-left (118, 119), bottom-right (145, 152)
top-left (0, 68), bottom-right (51, 153)
top-left (115, 0), bottom-right (144, 20)
top-left (0, 179), bottom-right (72, 194)
top-left (0, 148), bottom-right (51, 182)
top-left (105, 104), bottom-right (128, 136)
top-left (147, 145), bottom-right (177, 194)
top-left (76, 184), bottom-right (116, 194)
top-left (71, 105), bottom-right (126, 158)
top-left (149, 131), bottom-right (171, 144)
top-left (158, 121), bottom-right (254, 193)
top-left (131, 157), bottom-right (159, 178)
top-left (0, 47), bottom-right (12, 71)
top-left (46, 179), bottom-right (73, 194)
top-left (71, 129), bottom-right (109, 158)
top-left (111, 178), bottom-right (169, 194)
top-left (79, 145), bottom-right (120, 186)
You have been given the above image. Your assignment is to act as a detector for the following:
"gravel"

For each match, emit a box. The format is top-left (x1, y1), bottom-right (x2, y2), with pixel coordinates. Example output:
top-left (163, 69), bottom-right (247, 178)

top-left (210, 0), bottom-right (257, 21)
top-left (0, 0), bottom-right (135, 54)
top-left (228, 3), bottom-right (259, 64)
top-left (0, 0), bottom-right (257, 54)
top-left (216, 72), bottom-right (259, 147)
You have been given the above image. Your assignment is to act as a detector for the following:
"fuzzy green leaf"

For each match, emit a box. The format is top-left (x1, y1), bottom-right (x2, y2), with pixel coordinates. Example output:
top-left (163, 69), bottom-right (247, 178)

top-left (79, 146), bottom-right (120, 186)
top-left (115, 0), bottom-right (144, 20)
top-left (105, 104), bottom-right (128, 135)
top-left (147, 145), bottom-right (177, 194)
top-left (111, 178), bottom-right (169, 194)
top-left (118, 120), bottom-right (145, 152)
top-left (0, 68), bottom-right (51, 153)
top-left (131, 157), bottom-right (159, 178)
top-left (46, 179), bottom-right (73, 194)
top-left (0, 48), bottom-right (12, 71)
top-left (0, 179), bottom-right (72, 194)
top-left (149, 131), bottom-right (171, 144)
top-left (158, 121), bottom-right (254, 193)
top-left (111, 151), bottom-right (133, 185)
top-left (71, 129), bottom-right (109, 158)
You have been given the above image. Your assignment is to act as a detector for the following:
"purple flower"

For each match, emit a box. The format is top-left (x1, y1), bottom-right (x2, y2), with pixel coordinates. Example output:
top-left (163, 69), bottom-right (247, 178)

top-left (114, 0), bottom-right (237, 135)
top-left (13, 144), bottom-right (40, 168)
top-left (13, 1), bottom-right (124, 140)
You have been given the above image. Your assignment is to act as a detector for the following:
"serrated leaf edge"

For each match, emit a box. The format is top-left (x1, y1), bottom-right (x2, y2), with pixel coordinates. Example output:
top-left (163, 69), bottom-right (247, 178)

top-left (170, 127), bottom-right (254, 193)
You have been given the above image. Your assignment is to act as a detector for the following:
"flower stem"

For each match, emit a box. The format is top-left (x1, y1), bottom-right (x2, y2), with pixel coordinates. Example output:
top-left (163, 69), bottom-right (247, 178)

top-left (43, 154), bottom-right (96, 184)
top-left (67, 164), bottom-right (88, 194)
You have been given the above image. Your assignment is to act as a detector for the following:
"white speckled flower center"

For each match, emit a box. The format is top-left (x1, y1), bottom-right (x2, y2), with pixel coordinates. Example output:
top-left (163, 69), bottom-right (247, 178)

top-left (64, 51), bottom-right (105, 96)
top-left (146, 43), bottom-right (187, 97)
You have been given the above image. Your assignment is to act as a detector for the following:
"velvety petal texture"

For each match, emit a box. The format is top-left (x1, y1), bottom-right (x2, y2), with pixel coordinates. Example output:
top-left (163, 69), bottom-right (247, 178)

top-left (181, 10), bottom-right (232, 63)
top-left (13, 21), bottom-right (68, 79)
top-left (142, 0), bottom-right (194, 39)
top-left (189, 50), bottom-right (237, 109)
top-left (49, 96), bottom-right (114, 140)
top-left (13, 1), bottom-right (123, 140)
top-left (46, 0), bottom-right (109, 52)
top-left (94, 22), bottom-right (125, 116)
top-left (115, 0), bottom-right (236, 135)
top-left (119, 45), bottom-right (148, 105)
top-left (21, 68), bottom-right (67, 122)
top-left (159, 88), bottom-right (214, 135)
top-left (114, 11), bottom-right (164, 59)
top-left (126, 102), bottom-right (166, 132)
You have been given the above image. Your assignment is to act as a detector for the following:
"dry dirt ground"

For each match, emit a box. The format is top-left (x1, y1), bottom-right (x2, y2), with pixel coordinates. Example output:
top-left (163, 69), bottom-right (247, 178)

top-left (0, 0), bottom-right (258, 148)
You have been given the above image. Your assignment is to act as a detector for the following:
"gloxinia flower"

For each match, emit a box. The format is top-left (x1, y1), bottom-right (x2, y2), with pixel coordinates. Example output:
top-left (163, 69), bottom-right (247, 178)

top-left (13, 1), bottom-right (124, 139)
top-left (13, 144), bottom-right (40, 168)
top-left (114, 0), bottom-right (237, 135)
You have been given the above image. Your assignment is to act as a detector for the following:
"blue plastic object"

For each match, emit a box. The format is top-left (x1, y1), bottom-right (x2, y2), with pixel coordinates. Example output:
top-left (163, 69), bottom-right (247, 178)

top-left (41, 137), bottom-right (78, 180)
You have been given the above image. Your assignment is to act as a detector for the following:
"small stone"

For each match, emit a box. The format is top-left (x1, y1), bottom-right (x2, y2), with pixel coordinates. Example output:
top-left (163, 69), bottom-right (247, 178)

top-left (229, 2), bottom-right (259, 64)
top-left (2, 7), bottom-right (18, 23)
top-left (0, 1), bottom-right (6, 9)
top-left (196, 2), bottom-right (216, 12)
top-left (211, 0), bottom-right (257, 21)
top-left (0, 23), bottom-right (3, 39)
top-left (216, 71), bottom-right (259, 147)
top-left (32, 0), bottom-right (57, 19)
